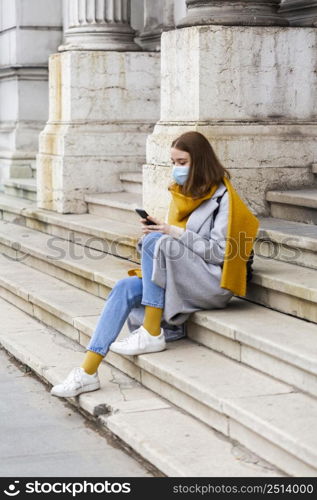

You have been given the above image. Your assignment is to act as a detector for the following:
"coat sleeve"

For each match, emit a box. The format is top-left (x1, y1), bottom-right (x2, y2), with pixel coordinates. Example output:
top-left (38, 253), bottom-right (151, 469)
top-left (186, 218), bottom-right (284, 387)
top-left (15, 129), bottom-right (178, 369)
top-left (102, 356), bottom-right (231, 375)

top-left (177, 191), bottom-right (229, 265)
top-left (169, 225), bottom-right (185, 239)
top-left (164, 210), bottom-right (185, 238)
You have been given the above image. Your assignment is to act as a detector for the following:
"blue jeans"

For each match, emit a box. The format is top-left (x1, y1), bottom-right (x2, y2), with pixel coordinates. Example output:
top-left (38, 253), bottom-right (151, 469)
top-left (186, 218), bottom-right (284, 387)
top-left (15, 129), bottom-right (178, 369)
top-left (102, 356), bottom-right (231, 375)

top-left (85, 232), bottom-right (165, 356)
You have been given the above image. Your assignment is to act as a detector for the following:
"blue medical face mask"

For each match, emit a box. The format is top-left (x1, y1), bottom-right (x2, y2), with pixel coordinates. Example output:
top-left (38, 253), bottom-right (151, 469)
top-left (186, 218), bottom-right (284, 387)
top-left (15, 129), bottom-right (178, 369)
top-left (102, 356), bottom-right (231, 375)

top-left (172, 165), bottom-right (190, 185)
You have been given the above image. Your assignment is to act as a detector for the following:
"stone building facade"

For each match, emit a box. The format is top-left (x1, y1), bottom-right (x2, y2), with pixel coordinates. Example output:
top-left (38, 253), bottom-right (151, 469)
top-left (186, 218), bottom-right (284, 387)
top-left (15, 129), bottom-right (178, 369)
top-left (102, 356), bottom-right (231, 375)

top-left (0, 0), bottom-right (316, 216)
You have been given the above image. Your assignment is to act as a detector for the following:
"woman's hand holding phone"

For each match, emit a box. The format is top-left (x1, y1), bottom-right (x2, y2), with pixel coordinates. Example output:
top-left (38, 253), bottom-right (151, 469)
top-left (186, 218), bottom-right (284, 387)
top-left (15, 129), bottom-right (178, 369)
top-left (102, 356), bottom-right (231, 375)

top-left (135, 208), bottom-right (176, 236)
top-left (141, 215), bottom-right (172, 235)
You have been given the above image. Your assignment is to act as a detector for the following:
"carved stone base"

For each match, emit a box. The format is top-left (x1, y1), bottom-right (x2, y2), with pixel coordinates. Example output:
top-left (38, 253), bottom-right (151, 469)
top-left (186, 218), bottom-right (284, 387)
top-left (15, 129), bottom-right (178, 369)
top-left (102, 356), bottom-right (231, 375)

top-left (177, 0), bottom-right (289, 27)
top-left (279, 0), bottom-right (317, 27)
top-left (144, 25), bottom-right (317, 217)
top-left (59, 24), bottom-right (141, 51)
top-left (36, 50), bottom-right (160, 213)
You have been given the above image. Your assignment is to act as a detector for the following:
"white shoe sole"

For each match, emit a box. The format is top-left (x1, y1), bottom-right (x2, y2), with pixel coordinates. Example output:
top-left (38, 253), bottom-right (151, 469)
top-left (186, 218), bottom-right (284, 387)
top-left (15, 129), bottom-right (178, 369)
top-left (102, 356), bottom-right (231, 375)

top-left (109, 344), bottom-right (166, 356)
top-left (50, 381), bottom-right (100, 398)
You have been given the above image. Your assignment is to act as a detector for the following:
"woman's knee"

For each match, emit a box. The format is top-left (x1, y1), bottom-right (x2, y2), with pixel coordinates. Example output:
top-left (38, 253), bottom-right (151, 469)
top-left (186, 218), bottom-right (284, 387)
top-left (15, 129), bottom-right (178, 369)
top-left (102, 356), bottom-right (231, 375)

top-left (142, 231), bottom-right (164, 256)
top-left (112, 277), bottom-right (142, 300)
top-left (143, 231), bottom-right (164, 242)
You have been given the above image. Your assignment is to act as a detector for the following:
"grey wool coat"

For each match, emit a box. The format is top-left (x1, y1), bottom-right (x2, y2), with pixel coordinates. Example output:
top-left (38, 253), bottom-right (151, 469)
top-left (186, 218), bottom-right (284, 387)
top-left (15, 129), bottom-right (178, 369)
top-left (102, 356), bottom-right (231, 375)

top-left (126, 181), bottom-right (234, 340)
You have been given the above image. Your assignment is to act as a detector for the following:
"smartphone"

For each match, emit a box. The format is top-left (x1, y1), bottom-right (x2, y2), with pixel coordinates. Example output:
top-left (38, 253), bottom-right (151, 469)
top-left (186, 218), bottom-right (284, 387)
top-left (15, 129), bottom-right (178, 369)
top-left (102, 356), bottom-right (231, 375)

top-left (135, 208), bottom-right (152, 225)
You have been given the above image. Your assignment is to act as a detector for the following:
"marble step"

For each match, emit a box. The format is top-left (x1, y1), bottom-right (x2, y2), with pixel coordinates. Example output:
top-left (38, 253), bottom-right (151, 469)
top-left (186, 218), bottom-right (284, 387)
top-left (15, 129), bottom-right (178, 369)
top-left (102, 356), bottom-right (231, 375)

top-left (4, 178), bottom-right (37, 201)
top-left (246, 254), bottom-right (317, 324)
top-left (2, 192), bottom-right (317, 290)
top-left (0, 298), bottom-right (282, 477)
top-left (0, 255), bottom-right (316, 475)
top-left (0, 219), bottom-right (137, 298)
top-left (1, 151), bottom-right (36, 179)
top-left (187, 298), bottom-right (317, 398)
top-left (0, 193), bottom-right (34, 214)
top-left (1, 193), bottom-right (317, 320)
top-left (266, 188), bottom-right (317, 225)
top-left (256, 217), bottom-right (317, 270)
top-left (85, 191), bottom-right (142, 225)
top-left (0, 220), bottom-right (317, 398)
top-left (1, 194), bottom-right (317, 323)
top-left (119, 171), bottom-right (142, 194)
top-left (0, 194), bottom-right (141, 265)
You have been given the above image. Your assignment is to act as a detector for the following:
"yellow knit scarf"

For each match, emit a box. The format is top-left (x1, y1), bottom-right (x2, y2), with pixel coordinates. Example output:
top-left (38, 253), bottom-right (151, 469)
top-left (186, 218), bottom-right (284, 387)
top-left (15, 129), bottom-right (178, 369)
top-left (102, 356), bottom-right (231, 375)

top-left (128, 177), bottom-right (259, 297)
top-left (166, 182), bottom-right (219, 227)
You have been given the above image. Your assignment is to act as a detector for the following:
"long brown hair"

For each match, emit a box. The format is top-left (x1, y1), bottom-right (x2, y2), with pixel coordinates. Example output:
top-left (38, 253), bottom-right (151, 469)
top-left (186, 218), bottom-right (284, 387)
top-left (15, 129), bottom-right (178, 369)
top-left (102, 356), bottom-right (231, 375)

top-left (169, 131), bottom-right (231, 199)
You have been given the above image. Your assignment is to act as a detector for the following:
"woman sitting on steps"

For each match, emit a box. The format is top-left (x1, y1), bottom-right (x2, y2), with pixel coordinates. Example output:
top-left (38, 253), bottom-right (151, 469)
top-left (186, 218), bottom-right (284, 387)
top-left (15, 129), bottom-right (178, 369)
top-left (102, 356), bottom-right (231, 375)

top-left (50, 131), bottom-right (259, 398)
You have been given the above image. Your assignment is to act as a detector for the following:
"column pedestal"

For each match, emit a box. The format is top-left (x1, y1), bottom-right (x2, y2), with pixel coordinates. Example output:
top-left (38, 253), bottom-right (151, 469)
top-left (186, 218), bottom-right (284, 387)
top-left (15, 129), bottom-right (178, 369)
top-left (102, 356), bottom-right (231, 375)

top-left (36, 50), bottom-right (160, 213)
top-left (143, 26), bottom-right (317, 219)
top-left (177, 0), bottom-right (289, 27)
top-left (37, 0), bottom-right (161, 214)
top-left (0, 0), bottom-right (63, 186)
top-left (279, 0), bottom-right (317, 27)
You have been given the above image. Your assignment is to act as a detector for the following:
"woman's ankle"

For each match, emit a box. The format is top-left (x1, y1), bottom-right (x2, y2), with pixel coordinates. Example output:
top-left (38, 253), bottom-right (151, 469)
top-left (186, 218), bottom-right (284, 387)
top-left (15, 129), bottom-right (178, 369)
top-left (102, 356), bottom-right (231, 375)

top-left (81, 350), bottom-right (104, 375)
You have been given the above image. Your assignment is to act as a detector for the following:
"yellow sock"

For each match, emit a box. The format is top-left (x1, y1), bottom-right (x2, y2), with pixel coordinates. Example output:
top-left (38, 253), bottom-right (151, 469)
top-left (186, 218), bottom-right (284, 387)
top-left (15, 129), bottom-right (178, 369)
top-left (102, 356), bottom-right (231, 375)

top-left (81, 350), bottom-right (104, 375)
top-left (143, 305), bottom-right (163, 336)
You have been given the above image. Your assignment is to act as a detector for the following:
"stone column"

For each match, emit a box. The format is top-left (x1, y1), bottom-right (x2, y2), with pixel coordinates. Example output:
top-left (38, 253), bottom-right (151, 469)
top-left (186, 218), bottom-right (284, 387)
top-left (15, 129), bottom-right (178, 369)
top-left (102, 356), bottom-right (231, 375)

top-left (137, 0), bottom-right (176, 51)
top-left (37, 0), bottom-right (161, 214)
top-left (279, 0), bottom-right (317, 26)
top-left (0, 0), bottom-right (63, 185)
top-left (177, 0), bottom-right (289, 27)
top-left (59, 0), bottom-right (140, 50)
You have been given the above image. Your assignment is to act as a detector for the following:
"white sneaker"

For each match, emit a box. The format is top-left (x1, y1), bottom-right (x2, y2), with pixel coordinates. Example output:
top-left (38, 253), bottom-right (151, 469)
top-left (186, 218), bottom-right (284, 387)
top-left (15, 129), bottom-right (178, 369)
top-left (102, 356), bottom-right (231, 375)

top-left (50, 367), bottom-right (100, 398)
top-left (109, 325), bottom-right (166, 355)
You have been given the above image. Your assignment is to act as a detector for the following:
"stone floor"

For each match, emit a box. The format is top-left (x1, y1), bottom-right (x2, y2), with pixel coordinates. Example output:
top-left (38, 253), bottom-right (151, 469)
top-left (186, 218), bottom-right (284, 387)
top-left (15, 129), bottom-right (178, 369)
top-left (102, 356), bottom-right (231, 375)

top-left (0, 346), bottom-right (154, 477)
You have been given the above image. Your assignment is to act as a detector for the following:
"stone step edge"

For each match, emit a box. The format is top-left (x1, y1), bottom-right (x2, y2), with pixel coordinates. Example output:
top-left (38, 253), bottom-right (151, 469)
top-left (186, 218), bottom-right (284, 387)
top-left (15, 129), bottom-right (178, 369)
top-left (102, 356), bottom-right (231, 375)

top-left (4, 178), bottom-right (37, 191)
top-left (266, 190), bottom-right (317, 209)
top-left (0, 194), bottom-right (34, 213)
top-left (257, 218), bottom-right (317, 252)
top-left (119, 171), bottom-right (143, 183)
top-left (84, 192), bottom-right (141, 211)
top-left (0, 219), bottom-right (140, 289)
top-left (0, 220), bottom-right (316, 379)
top-left (250, 254), bottom-right (317, 303)
top-left (0, 192), bottom-right (141, 232)
top-left (0, 257), bottom-right (316, 474)
top-left (0, 198), bottom-right (141, 251)
top-left (0, 297), bottom-right (281, 478)
top-left (25, 208), bottom-right (141, 244)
